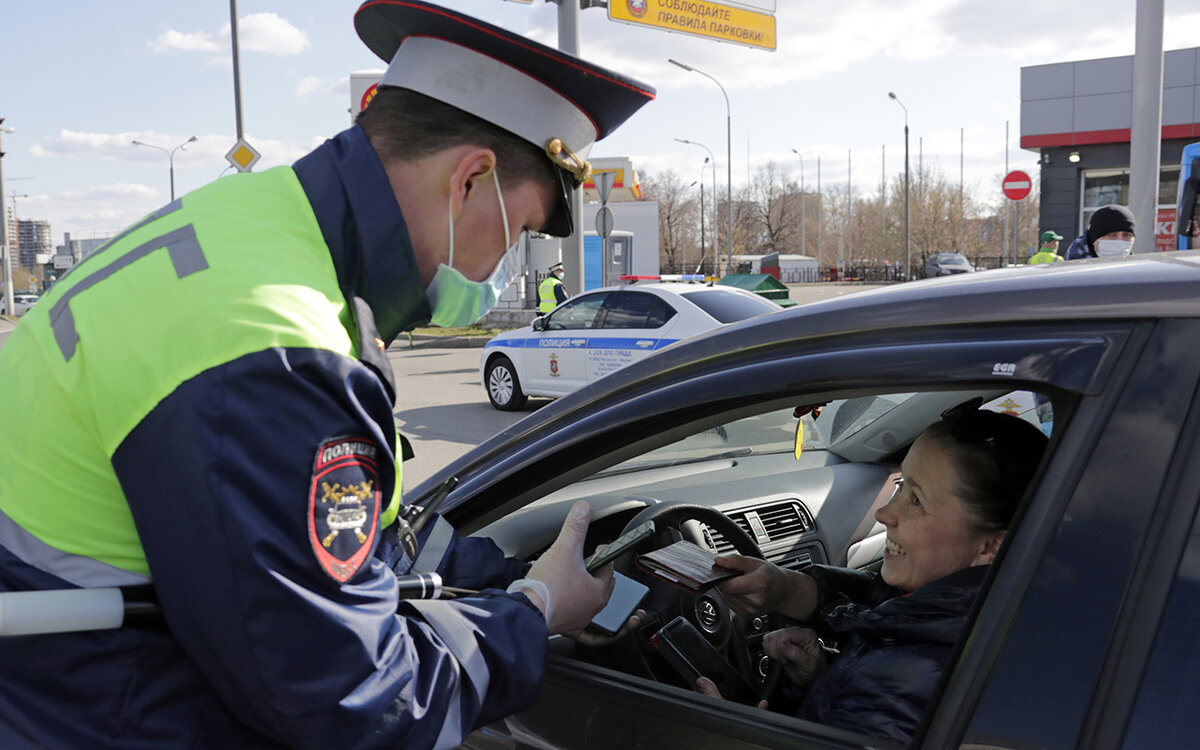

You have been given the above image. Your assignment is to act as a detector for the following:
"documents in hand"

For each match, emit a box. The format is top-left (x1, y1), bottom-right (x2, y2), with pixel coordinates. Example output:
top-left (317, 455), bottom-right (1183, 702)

top-left (636, 540), bottom-right (736, 593)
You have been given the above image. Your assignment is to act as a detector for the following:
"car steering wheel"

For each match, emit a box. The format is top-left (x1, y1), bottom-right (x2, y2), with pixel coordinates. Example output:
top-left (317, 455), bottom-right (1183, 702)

top-left (612, 502), bottom-right (782, 703)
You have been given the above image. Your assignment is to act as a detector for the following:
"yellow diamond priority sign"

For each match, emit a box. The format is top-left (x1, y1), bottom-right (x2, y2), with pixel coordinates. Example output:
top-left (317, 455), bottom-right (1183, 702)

top-left (225, 138), bottom-right (261, 173)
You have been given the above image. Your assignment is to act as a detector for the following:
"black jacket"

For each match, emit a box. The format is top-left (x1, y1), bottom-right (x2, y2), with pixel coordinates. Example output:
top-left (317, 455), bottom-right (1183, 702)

top-left (794, 565), bottom-right (989, 744)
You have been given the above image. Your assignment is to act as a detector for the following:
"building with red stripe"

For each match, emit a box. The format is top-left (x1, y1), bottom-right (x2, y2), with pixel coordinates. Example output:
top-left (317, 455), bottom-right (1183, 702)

top-left (1021, 46), bottom-right (1200, 251)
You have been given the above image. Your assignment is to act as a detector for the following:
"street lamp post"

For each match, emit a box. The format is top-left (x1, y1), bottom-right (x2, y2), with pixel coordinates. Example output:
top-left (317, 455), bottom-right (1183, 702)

top-left (0, 119), bottom-right (14, 318)
top-left (791, 149), bottom-right (807, 259)
top-left (888, 92), bottom-right (910, 280)
top-left (132, 136), bottom-right (198, 202)
top-left (670, 59), bottom-right (733, 275)
top-left (675, 138), bottom-right (718, 274)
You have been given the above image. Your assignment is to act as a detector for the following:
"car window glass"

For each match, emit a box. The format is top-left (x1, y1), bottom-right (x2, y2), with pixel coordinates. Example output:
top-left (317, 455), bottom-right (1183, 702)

top-left (677, 288), bottom-right (779, 323)
top-left (982, 390), bottom-right (1054, 437)
top-left (1121, 501), bottom-right (1200, 747)
top-left (546, 293), bottom-right (608, 330)
top-left (600, 291), bottom-right (676, 330)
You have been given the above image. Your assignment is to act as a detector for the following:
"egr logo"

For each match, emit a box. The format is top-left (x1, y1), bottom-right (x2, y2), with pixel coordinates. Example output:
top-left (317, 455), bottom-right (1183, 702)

top-left (992, 362), bottom-right (1016, 376)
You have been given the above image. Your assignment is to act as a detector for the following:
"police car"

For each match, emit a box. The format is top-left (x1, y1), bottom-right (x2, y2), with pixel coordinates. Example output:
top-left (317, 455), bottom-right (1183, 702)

top-left (480, 281), bottom-right (782, 410)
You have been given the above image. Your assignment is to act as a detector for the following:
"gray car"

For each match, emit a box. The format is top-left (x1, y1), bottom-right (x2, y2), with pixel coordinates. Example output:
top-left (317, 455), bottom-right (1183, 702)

top-left (925, 252), bottom-right (975, 277)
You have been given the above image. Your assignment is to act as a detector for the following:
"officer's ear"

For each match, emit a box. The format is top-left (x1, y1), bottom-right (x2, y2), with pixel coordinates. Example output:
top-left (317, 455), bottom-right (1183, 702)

top-left (450, 148), bottom-right (498, 217)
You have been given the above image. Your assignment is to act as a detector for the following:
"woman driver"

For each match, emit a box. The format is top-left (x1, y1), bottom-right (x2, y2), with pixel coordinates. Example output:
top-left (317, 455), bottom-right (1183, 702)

top-left (706, 402), bottom-right (1048, 744)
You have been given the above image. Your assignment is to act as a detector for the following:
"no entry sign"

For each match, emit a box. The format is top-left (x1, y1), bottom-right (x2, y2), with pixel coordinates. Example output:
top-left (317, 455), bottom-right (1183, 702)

top-left (1003, 170), bottom-right (1032, 201)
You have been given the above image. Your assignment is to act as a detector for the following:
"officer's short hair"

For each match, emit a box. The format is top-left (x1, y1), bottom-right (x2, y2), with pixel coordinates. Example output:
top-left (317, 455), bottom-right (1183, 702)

top-left (357, 87), bottom-right (556, 192)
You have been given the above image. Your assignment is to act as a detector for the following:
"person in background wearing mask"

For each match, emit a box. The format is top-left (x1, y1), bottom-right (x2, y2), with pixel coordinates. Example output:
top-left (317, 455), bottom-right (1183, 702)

top-left (1029, 230), bottom-right (1065, 264)
top-left (1064, 204), bottom-right (1137, 259)
top-left (0, 2), bottom-right (654, 749)
top-left (538, 261), bottom-right (569, 313)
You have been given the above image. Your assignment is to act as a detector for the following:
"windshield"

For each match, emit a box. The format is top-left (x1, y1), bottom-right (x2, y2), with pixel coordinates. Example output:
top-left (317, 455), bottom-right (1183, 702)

top-left (595, 393), bottom-right (915, 476)
top-left (678, 288), bottom-right (780, 323)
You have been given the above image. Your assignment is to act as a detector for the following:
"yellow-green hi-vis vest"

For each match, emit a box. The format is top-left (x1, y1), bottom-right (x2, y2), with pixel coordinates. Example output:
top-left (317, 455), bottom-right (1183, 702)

top-left (0, 167), bottom-right (402, 582)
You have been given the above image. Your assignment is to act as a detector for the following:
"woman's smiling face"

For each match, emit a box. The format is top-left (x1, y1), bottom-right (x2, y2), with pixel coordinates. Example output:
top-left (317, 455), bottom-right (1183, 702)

top-left (874, 432), bottom-right (1005, 592)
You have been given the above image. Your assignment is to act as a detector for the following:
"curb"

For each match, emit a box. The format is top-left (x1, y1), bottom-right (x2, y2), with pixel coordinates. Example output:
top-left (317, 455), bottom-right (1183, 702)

top-left (390, 334), bottom-right (490, 351)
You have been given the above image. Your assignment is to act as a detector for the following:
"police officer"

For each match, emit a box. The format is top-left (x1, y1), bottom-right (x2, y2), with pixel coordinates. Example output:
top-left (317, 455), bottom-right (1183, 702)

top-left (538, 261), bottom-right (568, 313)
top-left (1028, 230), bottom-right (1065, 264)
top-left (0, 3), bottom-right (654, 748)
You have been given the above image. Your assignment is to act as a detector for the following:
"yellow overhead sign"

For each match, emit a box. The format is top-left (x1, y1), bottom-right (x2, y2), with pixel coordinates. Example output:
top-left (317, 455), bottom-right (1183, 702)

top-left (608, 0), bottom-right (776, 51)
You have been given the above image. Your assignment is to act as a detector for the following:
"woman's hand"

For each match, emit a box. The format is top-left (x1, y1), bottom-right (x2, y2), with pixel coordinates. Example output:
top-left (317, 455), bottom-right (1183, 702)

top-left (714, 555), bottom-right (820, 621)
top-left (763, 627), bottom-right (828, 687)
top-left (696, 677), bottom-right (769, 711)
top-left (713, 555), bottom-right (787, 616)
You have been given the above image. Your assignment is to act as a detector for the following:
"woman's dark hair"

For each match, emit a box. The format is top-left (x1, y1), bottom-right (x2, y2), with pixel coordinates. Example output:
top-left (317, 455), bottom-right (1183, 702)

top-left (922, 407), bottom-right (1049, 533)
top-left (356, 86), bottom-right (558, 191)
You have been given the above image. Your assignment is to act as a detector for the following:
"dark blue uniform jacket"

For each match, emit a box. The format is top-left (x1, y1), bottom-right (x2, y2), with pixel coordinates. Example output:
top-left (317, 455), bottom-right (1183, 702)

top-left (0, 127), bottom-right (545, 749)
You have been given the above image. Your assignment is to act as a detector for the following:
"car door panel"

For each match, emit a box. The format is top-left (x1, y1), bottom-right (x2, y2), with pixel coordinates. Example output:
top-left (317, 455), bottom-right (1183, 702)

top-left (524, 294), bottom-right (608, 395)
top-left (586, 291), bottom-right (680, 384)
top-left (935, 320), bottom-right (1200, 750)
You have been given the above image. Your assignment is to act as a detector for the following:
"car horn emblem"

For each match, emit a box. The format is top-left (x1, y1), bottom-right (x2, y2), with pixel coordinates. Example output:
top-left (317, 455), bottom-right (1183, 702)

top-left (696, 597), bottom-right (721, 632)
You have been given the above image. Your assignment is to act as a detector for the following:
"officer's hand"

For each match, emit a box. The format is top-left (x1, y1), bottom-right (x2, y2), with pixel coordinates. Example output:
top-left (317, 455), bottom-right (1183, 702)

top-left (526, 501), bottom-right (613, 635)
top-left (567, 608), bottom-right (646, 647)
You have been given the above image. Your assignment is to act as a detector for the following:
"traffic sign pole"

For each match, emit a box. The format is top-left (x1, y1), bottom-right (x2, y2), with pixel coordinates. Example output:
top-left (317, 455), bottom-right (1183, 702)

top-left (1002, 170), bottom-right (1032, 264)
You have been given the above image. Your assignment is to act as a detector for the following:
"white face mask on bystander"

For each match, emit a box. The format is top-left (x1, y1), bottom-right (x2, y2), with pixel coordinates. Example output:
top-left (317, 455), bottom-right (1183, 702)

top-left (1094, 239), bottom-right (1133, 257)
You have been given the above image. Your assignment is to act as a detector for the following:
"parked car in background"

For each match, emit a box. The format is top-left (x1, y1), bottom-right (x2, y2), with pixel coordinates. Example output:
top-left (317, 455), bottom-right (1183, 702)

top-left (0, 294), bottom-right (39, 317)
top-left (925, 252), bottom-right (976, 277)
top-left (408, 251), bottom-right (1200, 749)
top-left (480, 282), bottom-right (781, 410)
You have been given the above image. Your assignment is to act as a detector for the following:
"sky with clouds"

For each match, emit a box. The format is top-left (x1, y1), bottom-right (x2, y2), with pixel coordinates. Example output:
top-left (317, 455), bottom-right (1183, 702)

top-left (2, 0), bottom-right (1199, 242)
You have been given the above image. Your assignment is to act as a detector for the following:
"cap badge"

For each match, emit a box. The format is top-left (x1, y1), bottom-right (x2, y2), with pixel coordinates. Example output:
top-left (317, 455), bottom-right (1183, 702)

top-left (545, 138), bottom-right (592, 186)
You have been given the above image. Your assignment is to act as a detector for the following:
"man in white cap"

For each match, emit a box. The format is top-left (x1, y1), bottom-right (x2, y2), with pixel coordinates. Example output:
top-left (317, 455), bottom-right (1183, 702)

top-left (0, 2), bottom-right (654, 748)
top-left (539, 261), bottom-right (568, 312)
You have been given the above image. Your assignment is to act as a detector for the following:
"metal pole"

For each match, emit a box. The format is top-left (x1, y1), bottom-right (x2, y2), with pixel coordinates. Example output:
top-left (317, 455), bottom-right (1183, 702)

top-left (230, 0), bottom-right (245, 141)
top-left (889, 93), bottom-right (910, 281)
top-left (792, 149), bottom-right (806, 259)
top-left (675, 138), bottom-right (717, 274)
top-left (1004, 120), bottom-right (1010, 263)
top-left (725, 101), bottom-right (732, 275)
top-left (698, 177), bottom-right (705, 274)
top-left (817, 156), bottom-right (823, 276)
top-left (0, 119), bottom-right (12, 318)
top-left (669, 61), bottom-right (732, 275)
top-left (559, 1), bottom-right (584, 295)
top-left (1129, 0), bottom-right (1165, 253)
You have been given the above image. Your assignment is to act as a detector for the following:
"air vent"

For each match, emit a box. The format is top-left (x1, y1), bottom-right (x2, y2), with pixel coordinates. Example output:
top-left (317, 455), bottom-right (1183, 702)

top-left (758, 501), bottom-right (814, 537)
top-left (703, 500), bottom-right (815, 554)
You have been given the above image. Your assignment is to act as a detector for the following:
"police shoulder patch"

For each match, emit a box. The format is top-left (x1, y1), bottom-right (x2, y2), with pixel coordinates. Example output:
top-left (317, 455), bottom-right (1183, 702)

top-left (308, 437), bottom-right (383, 582)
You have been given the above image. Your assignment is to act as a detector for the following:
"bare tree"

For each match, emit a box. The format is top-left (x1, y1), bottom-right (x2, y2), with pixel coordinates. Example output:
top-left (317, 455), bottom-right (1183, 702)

top-left (640, 171), bottom-right (698, 272)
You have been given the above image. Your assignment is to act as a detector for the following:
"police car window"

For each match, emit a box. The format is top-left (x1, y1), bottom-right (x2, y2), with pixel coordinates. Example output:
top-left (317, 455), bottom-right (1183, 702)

top-left (678, 288), bottom-right (780, 323)
top-left (546, 293), bottom-right (608, 330)
top-left (599, 291), bottom-right (677, 330)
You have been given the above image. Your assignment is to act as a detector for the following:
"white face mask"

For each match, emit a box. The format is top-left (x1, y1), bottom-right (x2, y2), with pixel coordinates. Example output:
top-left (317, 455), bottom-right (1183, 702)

top-left (425, 169), bottom-right (519, 327)
top-left (1095, 239), bottom-right (1133, 257)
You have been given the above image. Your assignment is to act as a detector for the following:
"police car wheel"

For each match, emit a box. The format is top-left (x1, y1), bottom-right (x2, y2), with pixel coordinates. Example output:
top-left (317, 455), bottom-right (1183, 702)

top-left (486, 356), bottom-right (527, 411)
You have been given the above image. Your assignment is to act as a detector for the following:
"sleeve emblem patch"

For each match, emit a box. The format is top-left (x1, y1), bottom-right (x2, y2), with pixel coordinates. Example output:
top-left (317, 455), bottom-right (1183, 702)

top-left (308, 438), bottom-right (382, 582)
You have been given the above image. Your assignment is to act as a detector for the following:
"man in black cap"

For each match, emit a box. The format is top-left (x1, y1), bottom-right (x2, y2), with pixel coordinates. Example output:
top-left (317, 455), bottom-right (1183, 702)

top-left (0, 2), bottom-right (654, 748)
top-left (1064, 204), bottom-right (1137, 259)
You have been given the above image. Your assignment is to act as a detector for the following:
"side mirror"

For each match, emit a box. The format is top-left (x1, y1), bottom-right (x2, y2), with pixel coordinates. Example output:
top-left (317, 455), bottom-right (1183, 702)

top-left (532, 316), bottom-right (546, 332)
